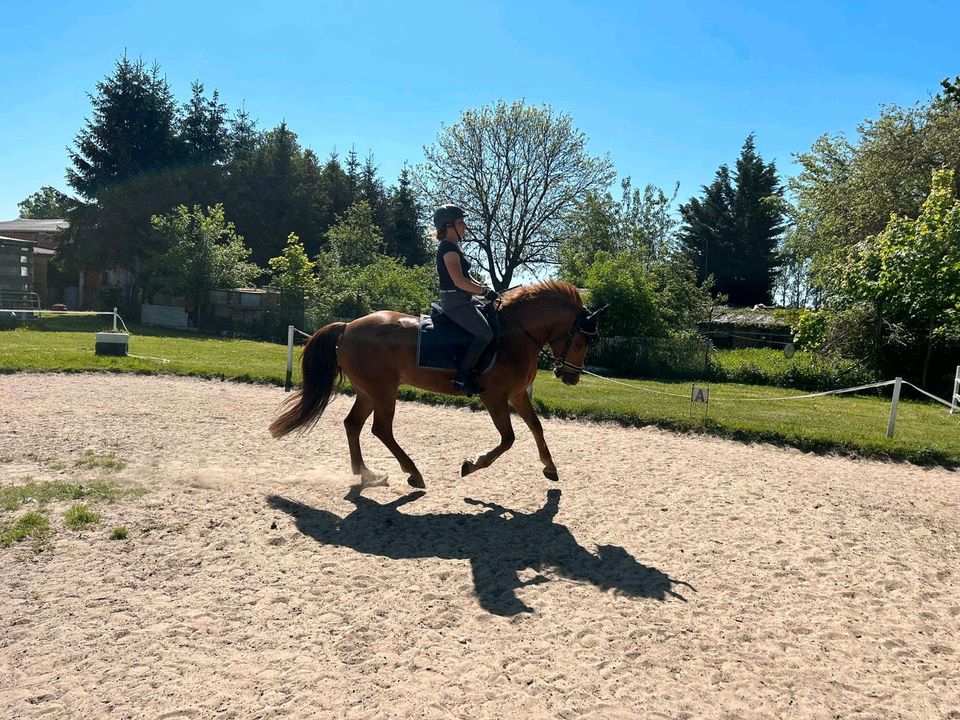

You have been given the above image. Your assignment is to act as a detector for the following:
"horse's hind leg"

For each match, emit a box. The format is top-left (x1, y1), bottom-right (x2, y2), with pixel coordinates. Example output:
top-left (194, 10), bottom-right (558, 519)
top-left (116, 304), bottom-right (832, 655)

top-left (509, 389), bottom-right (558, 481)
top-left (370, 395), bottom-right (426, 489)
top-left (461, 396), bottom-right (515, 477)
top-left (343, 392), bottom-right (384, 486)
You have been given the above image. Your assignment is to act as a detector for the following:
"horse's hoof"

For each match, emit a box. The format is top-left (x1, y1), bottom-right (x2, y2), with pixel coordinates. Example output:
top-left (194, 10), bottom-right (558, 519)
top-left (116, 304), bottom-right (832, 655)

top-left (543, 467), bottom-right (559, 482)
top-left (407, 474), bottom-right (426, 489)
top-left (360, 470), bottom-right (389, 487)
top-left (461, 461), bottom-right (475, 477)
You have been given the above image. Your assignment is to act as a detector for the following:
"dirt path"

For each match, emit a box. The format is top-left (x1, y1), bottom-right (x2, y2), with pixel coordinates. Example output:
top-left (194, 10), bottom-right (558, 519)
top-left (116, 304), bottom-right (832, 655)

top-left (1, 373), bottom-right (958, 719)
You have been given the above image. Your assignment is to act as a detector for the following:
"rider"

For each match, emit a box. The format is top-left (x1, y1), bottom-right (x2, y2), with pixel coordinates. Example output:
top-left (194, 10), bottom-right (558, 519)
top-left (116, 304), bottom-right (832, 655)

top-left (434, 203), bottom-right (499, 396)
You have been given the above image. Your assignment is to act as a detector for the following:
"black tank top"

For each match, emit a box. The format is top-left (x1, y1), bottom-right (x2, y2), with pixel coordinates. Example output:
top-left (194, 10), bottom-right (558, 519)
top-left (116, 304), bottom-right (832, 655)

top-left (436, 240), bottom-right (471, 291)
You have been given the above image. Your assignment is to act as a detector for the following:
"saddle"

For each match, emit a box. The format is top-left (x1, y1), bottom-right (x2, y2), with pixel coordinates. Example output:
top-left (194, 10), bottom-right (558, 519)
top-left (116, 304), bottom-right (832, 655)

top-left (416, 301), bottom-right (500, 372)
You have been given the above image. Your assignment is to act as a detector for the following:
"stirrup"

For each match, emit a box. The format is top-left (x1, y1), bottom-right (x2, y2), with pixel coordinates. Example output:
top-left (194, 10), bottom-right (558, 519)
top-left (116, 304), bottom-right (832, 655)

top-left (453, 372), bottom-right (483, 397)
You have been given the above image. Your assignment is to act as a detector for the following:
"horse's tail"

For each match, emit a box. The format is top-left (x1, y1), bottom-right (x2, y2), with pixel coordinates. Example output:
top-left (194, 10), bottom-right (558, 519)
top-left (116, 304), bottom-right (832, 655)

top-left (269, 322), bottom-right (347, 439)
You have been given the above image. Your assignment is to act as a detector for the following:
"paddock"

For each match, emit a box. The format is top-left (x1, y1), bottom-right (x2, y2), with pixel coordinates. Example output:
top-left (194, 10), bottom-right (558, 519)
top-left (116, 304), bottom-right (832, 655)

top-left (1, 373), bottom-right (958, 719)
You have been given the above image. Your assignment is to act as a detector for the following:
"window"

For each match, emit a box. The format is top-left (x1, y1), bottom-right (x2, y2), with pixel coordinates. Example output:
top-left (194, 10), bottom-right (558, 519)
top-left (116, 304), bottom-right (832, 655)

top-left (21, 267), bottom-right (29, 277)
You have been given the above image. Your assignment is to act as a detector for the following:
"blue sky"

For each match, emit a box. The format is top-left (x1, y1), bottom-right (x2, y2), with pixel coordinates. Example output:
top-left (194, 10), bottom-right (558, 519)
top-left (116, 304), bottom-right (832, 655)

top-left (1, 0), bottom-right (957, 220)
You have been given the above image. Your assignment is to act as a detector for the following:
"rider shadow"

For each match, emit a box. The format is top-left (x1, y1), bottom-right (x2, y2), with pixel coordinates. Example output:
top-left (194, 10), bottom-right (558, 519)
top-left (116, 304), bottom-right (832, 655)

top-left (267, 488), bottom-right (694, 616)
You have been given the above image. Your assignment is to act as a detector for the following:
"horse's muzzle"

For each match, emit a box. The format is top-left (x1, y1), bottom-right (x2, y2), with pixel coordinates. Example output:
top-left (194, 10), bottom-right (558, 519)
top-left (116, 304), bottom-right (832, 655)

top-left (559, 371), bottom-right (581, 386)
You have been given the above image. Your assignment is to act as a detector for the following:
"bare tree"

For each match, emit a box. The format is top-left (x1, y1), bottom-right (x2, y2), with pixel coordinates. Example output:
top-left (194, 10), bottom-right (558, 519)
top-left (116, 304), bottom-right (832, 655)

top-left (419, 100), bottom-right (614, 290)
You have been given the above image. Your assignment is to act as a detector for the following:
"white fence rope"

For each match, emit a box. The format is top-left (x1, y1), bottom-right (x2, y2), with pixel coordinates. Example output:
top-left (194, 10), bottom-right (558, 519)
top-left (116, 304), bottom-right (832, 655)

top-left (729, 380), bottom-right (896, 402)
top-left (580, 370), bottom-right (690, 398)
top-left (903, 381), bottom-right (957, 411)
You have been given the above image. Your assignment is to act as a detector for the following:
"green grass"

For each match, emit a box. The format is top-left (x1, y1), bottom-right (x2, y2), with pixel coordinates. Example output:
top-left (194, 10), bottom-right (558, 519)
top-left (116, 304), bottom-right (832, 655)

top-left (3, 323), bottom-right (959, 466)
top-left (109, 526), bottom-right (128, 540)
top-left (0, 320), bottom-right (288, 383)
top-left (0, 479), bottom-right (143, 511)
top-left (0, 512), bottom-right (51, 547)
top-left (64, 504), bottom-right (100, 528)
top-left (74, 450), bottom-right (126, 471)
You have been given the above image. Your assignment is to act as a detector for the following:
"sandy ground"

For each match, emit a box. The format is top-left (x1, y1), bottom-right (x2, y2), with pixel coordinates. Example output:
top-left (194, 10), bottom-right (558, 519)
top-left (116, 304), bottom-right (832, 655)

top-left (0, 373), bottom-right (958, 720)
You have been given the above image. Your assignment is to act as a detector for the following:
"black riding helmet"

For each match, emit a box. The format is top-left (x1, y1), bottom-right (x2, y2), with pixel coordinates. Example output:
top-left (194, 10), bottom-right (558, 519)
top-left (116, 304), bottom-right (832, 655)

top-left (433, 203), bottom-right (466, 232)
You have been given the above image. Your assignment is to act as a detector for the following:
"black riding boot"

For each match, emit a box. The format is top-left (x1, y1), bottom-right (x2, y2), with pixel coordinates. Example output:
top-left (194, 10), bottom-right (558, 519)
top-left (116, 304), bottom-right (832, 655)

top-left (453, 335), bottom-right (489, 396)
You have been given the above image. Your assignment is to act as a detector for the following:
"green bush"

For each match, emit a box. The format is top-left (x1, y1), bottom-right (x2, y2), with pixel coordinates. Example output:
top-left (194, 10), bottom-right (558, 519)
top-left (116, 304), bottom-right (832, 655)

top-left (708, 348), bottom-right (877, 391)
top-left (793, 310), bottom-right (826, 350)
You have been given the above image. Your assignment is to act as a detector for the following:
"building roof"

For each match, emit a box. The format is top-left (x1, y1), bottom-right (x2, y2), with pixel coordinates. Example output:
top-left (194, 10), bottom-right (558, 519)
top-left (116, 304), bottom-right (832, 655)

top-left (706, 306), bottom-right (789, 328)
top-left (0, 235), bottom-right (37, 246)
top-left (0, 219), bottom-right (69, 233)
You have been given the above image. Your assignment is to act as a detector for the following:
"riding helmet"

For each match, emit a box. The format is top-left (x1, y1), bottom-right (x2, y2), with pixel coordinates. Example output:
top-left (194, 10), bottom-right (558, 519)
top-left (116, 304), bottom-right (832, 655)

top-left (433, 203), bottom-right (466, 231)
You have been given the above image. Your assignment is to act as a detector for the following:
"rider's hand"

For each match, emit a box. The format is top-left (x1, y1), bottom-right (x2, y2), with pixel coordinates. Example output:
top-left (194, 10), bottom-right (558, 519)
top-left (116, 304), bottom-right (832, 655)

top-left (483, 288), bottom-right (500, 303)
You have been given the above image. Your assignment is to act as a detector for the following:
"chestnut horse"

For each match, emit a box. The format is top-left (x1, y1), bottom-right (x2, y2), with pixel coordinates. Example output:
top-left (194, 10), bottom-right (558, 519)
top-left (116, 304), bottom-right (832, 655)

top-left (269, 280), bottom-right (606, 488)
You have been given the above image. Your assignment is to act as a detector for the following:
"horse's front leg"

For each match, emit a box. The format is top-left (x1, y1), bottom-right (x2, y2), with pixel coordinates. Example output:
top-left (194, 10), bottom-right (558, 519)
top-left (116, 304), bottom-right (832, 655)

top-left (509, 388), bottom-right (558, 481)
top-left (461, 396), bottom-right (515, 477)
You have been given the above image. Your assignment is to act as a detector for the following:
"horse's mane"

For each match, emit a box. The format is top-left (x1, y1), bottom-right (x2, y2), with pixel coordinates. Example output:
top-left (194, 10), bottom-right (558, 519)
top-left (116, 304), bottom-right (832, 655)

top-left (500, 280), bottom-right (584, 310)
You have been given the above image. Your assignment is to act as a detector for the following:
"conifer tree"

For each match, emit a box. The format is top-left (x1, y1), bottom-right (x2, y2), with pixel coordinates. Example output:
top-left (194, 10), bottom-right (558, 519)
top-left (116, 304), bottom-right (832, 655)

top-left (678, 135), bottom-right (784, 305)
top-left (385, 166), bottom-right (427, 266)
top-left (63, 56), bottom-right (183, 271)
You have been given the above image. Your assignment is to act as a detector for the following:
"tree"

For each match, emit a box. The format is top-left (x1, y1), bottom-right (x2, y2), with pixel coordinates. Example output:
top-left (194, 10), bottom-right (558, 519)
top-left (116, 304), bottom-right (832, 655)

top-left (180, 81), bottom-right (229, 165)
top-left (843, 169), bottom-right (960, 385)
top-left (419, 100), bottom-right (614, 290)
top-left (678, 135), bottom-right (785, 306)
top-left (326, 200), bottom-right (386, 267)
top-left (225, 123), bottom-right (328, 265)
top-left (942, 75), bottom-right (960, 105)
top-left (676, 165), bottom-right (736, 288)
top-left (312, 256), bottom-right (435, 322)
top-left (67, 56), bottom-right (180, 200)
top-left (359, 151), bottom-right (388, 231)
top-left (790, 98), bottom-right (960, 297)
top-left (62, 56), bottom-right (184, 274)
top-left (558, 178), bottom-right (679, 286)
top-left (146, 204), bottom-right (261, 327)
top-left (385, 166), bottom-right (428, 266)
top-left (18, 186), bottom-right (73, 219)
top-left (583, 253), bottom-right (663, 337)
top-left (268, 232), bottom-right (317, 327)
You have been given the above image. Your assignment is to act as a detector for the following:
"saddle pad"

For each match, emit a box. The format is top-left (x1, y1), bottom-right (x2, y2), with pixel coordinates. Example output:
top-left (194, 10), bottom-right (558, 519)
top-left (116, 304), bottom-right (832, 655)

top-left (417, 313), bottom-right (496, 372)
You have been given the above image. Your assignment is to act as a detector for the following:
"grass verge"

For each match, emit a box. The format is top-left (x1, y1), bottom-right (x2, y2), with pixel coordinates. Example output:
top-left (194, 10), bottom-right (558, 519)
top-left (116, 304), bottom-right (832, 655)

top-left (0, 479), bottom-right (143, 512)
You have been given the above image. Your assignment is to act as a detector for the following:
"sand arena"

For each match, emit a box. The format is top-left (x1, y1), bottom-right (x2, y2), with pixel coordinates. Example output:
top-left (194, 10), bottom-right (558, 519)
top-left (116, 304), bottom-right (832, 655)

top-left (1, 373), bottom-right (958, 719)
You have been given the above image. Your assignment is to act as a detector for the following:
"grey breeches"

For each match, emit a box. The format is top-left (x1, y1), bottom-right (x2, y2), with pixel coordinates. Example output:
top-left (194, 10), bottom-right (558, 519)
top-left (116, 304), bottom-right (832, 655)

top-left (440, 296), bottom-right (494, 341)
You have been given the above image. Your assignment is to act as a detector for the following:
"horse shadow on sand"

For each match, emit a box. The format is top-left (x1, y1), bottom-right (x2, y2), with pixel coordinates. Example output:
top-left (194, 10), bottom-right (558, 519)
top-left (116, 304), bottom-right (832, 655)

top-left (267, 488), bottom-right (694, 616)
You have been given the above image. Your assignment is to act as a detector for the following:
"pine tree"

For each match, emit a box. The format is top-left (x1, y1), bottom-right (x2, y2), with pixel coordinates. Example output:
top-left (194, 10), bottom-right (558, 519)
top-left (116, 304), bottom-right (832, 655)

top-left (67, 56), bottom-right (180, 199)
top-left (359, 152), bottom-right (387, 231)
top-left (678, 135), bottom-right (784, 305)
top-left (180, 81), bottom-right (229, 165)
top-left (63, 56), bottom-right (183, 271)
top-left (345, 147), bottom-right (361, 204)
top-left (319, 153), bottom-right (353, 228)
top-left (677, 165), bottom-right (736, 289)
top-left (732, 134), bottom-right (786, 305)
top-left (385, 167), bottom-right (427, 266)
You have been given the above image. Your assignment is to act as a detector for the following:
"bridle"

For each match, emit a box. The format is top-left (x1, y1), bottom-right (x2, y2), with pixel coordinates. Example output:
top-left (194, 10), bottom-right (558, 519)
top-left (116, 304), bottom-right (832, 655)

top-left (515, 306), bottom-right (607, 377)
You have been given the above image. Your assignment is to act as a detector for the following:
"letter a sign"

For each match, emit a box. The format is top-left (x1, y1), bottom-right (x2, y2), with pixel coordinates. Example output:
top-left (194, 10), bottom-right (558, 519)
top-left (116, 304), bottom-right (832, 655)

top-left (691, 386), bottom-right (709, 404)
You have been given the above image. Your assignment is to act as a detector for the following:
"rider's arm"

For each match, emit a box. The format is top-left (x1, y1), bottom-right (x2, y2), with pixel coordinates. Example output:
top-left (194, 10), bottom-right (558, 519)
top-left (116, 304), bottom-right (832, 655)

top-left (443, 252), bottom-right (486, 294)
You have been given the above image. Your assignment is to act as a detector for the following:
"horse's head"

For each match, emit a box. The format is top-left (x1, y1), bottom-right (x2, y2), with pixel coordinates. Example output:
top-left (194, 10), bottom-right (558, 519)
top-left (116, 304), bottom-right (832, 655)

top-left (547, 305), bottom-right (608, 385)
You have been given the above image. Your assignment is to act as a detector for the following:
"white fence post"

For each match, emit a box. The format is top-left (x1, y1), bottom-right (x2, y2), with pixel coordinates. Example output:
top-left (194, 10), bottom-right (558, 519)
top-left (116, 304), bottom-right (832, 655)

top-left (951, 365), bottom-right (959, 415)
top-left (285, 325), bottom-right (295, 392)
top-left (112, 307), bottom-right (118, 332)
top-left (886, 377), bottom-right (902, 438)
